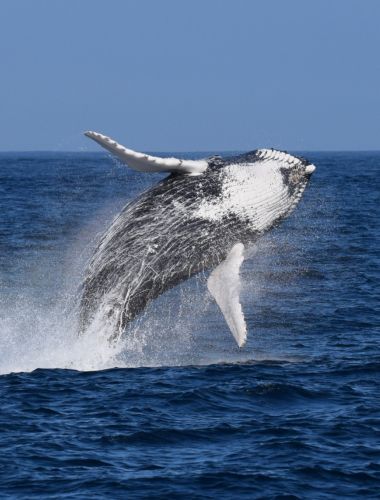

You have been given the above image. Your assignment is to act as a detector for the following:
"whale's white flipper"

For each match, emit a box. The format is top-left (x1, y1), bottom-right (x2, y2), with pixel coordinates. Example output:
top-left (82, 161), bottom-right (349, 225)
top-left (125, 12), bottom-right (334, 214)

top-left (84, 131), bottom-right (208, 175)
top-left (207, 243), bottom-right (247, 347)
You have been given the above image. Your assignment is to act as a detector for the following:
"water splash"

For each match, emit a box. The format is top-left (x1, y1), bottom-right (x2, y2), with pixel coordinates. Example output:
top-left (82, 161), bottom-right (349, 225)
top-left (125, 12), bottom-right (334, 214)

top-left (0, 211), bottom-right (305, 375)
top-left (0, 276), bottom-right (228, 374)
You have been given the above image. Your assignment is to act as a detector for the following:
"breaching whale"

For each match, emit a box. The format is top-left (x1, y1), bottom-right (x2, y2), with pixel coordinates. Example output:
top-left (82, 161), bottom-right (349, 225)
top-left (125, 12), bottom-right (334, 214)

top-left (80, 131), bottom-right (315, 347)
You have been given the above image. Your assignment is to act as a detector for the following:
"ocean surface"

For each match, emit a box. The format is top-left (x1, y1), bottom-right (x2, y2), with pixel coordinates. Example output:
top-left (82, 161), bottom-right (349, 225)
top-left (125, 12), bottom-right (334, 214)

top-left (0, 151), bottom-right (379, 499)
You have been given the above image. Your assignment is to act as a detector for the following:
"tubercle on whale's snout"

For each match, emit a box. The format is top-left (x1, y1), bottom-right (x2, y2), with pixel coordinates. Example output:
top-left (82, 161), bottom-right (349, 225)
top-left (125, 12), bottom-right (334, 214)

top-left (305, 164), bottom-right (316, 175)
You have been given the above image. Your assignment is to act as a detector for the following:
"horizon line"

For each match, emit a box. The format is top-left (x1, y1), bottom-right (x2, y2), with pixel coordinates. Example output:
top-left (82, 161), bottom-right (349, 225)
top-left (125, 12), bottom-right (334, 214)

top-left (1, 148), bottom-right (380, 154)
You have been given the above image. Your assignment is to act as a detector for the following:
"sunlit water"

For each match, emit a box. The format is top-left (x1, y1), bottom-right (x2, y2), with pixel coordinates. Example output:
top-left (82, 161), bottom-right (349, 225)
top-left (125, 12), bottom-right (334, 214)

top-left (0, 151), bottom-right (378, 498)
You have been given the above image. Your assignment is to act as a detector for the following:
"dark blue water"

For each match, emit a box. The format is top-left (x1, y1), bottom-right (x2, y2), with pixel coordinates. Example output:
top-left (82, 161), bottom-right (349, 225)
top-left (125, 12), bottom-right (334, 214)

top-left (0, 151), bottom-right (379, 498)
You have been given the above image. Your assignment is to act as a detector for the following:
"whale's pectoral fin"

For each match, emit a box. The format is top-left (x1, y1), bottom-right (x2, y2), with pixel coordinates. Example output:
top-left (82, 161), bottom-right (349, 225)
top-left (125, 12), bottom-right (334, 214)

top-left (207, 243), bottom-right (247, 348)
top-left (84, 131), bottom-right (208, 175)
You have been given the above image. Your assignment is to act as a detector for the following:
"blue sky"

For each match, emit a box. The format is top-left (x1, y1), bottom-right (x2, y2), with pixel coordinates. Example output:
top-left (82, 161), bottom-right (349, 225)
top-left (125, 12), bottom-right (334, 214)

top-left (1, 0), bottom-right (379, 151)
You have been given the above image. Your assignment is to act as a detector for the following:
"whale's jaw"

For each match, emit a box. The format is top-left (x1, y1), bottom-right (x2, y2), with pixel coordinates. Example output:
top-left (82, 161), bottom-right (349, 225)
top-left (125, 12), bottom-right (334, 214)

top-left (196, 149), bottom-right (315, 235)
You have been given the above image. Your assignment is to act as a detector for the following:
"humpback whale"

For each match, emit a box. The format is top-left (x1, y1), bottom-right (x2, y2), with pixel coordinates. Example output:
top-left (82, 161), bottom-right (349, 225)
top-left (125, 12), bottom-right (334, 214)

top-left (80, 131), bottom-right (315, 347)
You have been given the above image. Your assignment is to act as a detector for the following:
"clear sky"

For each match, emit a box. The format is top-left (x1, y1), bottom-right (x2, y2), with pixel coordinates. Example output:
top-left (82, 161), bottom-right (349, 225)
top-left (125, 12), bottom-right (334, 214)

top-left (1, 0), bottom-right (379, 151)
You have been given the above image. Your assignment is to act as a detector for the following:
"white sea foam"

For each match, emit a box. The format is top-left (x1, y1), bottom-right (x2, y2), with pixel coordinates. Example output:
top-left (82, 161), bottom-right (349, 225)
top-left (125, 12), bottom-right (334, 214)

top-left (0, 273), bottom-right (209, 374)
top-left (0, 270), bottom-right (123, 375)
top-left (0, 279), bottom-right (300, 375)
top-left (0, 222), bottom-right (255, 375)
top-left (0, 202), bottom-right (304, 375)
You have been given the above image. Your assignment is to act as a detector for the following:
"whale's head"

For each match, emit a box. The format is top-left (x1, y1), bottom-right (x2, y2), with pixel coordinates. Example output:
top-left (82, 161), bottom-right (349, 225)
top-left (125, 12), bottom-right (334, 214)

top-left (197, 149), bottom-right (316, 233)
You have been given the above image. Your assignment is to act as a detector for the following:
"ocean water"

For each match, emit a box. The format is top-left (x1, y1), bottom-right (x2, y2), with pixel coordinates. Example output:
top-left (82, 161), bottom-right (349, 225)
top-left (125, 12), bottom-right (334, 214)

top-left (0, 151), bottom-right (379, 499)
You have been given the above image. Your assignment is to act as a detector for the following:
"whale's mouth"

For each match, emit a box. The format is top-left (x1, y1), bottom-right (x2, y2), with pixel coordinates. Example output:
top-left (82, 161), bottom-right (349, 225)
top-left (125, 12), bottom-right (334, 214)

top-left (289, 174), bottom-right (315, 219)
top-left (280, 156), bottom-right (315, 195)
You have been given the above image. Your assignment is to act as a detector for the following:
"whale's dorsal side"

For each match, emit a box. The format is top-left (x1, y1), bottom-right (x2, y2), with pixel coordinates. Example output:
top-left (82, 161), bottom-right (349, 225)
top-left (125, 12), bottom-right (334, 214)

top-left (84, 131), bottom-right (208, 175)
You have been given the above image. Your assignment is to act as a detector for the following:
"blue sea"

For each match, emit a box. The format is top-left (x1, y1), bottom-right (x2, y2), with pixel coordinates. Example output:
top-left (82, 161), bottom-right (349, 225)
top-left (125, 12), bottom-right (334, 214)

top-left (0, 151), bottom-right (379, 499)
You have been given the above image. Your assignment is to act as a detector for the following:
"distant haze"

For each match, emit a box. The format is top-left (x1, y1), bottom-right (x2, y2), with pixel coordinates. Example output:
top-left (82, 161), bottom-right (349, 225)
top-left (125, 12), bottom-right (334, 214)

top-left (1, 0), bottom-right (379, 152)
